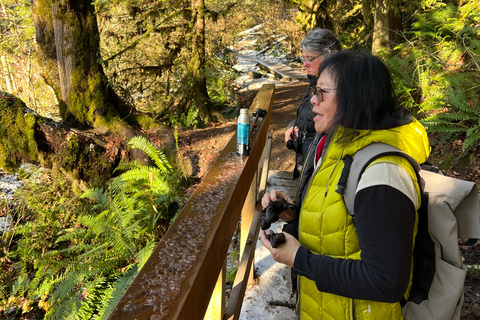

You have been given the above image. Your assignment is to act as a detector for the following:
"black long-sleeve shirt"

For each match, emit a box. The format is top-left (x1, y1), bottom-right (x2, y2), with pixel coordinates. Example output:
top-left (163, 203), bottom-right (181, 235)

top-left (293, 163), bottom-right (417, 303)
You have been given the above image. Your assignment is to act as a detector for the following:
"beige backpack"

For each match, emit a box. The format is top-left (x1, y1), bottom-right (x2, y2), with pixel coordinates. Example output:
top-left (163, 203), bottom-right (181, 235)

top-left (338, 143), bottom-right (480, 320)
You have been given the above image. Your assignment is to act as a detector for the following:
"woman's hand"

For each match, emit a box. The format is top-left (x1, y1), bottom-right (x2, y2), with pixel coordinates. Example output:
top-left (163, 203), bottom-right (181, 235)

top-left (261, 190), bottom-right (291, 208)
top-left (285, 126), bottom-right (299, 143)
top-left (260, 230), bottom-right (300, 267)
top-left (261, 190), bottom-right (295, 221)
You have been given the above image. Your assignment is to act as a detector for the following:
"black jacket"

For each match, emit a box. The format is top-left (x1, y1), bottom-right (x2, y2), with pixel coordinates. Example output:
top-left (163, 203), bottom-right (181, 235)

top-left (287, 75), bottom-right (317, 178)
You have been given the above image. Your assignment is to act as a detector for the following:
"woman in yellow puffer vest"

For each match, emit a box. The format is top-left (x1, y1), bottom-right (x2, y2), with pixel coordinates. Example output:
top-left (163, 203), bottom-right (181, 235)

top-left (260, 50), bottom-right (430, 320)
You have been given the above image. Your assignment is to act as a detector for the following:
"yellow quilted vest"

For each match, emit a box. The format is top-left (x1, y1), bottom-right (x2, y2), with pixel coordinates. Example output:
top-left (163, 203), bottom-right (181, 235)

top-left (297, 121), bottom-right (430, 320)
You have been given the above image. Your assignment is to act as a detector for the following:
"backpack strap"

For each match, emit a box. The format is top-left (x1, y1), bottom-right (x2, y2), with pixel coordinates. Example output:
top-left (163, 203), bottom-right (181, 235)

top-left (337, 143), bottom-right (421, 218)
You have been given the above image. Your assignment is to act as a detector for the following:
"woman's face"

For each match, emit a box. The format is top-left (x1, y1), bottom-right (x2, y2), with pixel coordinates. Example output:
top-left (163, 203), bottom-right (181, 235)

top-left (302, 50), bottom-right (323, 76)
top-left (310, 70), bottom-right (338, 134)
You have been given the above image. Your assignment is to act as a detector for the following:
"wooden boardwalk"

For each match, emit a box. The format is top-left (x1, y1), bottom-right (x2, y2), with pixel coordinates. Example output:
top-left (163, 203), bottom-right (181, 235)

top-left (236, 54), bottom-right (307, 81)
top-left (233, 24), bottom-right (307, 83)
top-left (265, 170), bottom-right (298, 200)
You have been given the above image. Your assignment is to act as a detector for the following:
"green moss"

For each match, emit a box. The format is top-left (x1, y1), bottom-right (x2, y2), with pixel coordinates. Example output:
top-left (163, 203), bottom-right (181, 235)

top-left (131, 115), bottom-right (158, 130)
top-left (64, 134), bottom-right (81, 171)
top-left (66, 69), bottom-right (87, 123)
top-left (55, 132), bottom-right (115, 188)
top-left (0, 92), bottom-right (39, 173)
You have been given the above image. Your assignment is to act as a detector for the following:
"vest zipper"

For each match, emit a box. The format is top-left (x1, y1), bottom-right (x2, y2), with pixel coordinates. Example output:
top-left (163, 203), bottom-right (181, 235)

top-left (350, 298), bottom-right (354, 319)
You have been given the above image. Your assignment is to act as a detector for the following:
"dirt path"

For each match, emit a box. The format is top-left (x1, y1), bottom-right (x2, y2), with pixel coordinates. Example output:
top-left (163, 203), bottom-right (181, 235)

top-left (267, 82), bottom-right (306, 172)
top-left (177, 81), bottom-right (307, 181)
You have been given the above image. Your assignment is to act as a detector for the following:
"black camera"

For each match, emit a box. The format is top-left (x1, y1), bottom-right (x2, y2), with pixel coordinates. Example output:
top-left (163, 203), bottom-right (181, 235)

top-left (286, 138), bottom-right (303, 153)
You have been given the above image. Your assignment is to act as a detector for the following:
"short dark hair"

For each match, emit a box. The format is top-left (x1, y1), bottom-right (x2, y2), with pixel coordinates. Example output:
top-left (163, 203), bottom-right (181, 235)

top-left (318, 50), bottom-right (397, 136)
top-left (301, 28), bottom-right (342, 58)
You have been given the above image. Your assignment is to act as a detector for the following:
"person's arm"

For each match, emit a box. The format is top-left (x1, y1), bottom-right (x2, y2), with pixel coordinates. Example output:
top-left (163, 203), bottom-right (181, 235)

top-left (293, 163), bottom-right (417, 303)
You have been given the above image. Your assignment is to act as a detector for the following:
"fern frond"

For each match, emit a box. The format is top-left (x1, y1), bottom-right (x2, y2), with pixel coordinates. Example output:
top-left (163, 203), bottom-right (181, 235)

top-left (420, 121), bottom-right (465, 134)
top-left (92, 266), bottom-right (139, 320)
top-left (11, 273), bottom-right (30, 296)
top-left (127, 136), bottom-right (173, 173)
top-left (113, 159), bottom-right (143, 174)
top-left (463, 127), bottom-right (480, 151)
top-left (75, 243), bottom-right (110, 262)
top-left (74, 276), bottom-right (110, 320)
top-left (81, 188), bottom-right (109, 208)
top-left (136, 241), bottom-right (156, 268)
top-left (119, 166), bottom-right (173, 193)
top-left (55, 227), bottom-right (88, 244)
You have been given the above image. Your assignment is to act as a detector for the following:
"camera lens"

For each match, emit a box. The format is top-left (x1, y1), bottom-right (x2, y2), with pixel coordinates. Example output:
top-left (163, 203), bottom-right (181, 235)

top-left (286, 139), bottom-right (295, 150)
top-left (294, 140), bottom-right (302, 153)
top-left (286, 139), bottom-right (302, 152)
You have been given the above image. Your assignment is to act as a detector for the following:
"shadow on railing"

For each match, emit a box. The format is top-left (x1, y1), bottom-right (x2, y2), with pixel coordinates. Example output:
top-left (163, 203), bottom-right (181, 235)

top-left (107, 84), bottom-right (275, 320)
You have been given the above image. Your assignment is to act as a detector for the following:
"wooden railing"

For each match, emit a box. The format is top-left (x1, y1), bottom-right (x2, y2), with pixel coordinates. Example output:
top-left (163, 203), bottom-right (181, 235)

top-left (107, 83), bottom-right (275, 320)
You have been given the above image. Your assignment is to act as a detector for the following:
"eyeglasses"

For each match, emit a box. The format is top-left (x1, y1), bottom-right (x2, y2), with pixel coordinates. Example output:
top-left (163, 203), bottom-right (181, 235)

top-left (300, 55), bottom-right (321, 64)
top-left (309, 86), bottom-right (337, 102)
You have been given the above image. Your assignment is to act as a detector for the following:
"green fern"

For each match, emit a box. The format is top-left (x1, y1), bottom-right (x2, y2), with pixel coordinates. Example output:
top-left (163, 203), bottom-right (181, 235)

top-left (121, 136), bottom-right (173, 174)
top-left (464, 127), bottom-right (480, 151)
top-left (92, 241), bottom-right (155, 320)
top-left (2, 135), bottom-right (184, 318)
top-left (388, 2), bottom-right (480, 152)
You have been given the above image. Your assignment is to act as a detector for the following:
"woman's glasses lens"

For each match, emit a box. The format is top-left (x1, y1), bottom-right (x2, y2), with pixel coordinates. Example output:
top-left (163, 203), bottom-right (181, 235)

top-left (309, 87), bottom-right (323, 101)
top-left (301, 55), bottom-right (321, 63)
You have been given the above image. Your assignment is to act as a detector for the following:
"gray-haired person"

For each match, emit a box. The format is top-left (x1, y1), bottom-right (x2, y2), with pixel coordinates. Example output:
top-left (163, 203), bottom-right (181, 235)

top-left (285, 28), bottom-right (342, 179)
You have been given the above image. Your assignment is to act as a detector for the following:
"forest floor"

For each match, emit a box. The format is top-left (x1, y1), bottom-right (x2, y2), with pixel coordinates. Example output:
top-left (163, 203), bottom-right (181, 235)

top-left (176, 81), bottom-right (480, 319)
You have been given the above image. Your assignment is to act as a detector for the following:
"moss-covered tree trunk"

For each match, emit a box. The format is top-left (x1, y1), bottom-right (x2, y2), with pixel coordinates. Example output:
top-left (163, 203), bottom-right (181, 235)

top-left (0, 91), bottom-right (117, 188)
top-left (0, 90), bottom-right (173, 188)
top-left (295, 0), bottom-right (334, 34)
top-left (191, 0), bottom-right (213, 126)
top-left (31, 0), bottom-right (132, 135)
top-left (362, 0), bottom-right (375, 31)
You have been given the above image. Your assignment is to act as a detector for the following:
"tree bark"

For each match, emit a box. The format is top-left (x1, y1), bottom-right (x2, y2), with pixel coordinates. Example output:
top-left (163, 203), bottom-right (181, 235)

top-left (296, 0), bottom-right (334, 33)
top-left (389, 1), bottom-right (403, 46)
top-left (362, 0), bottom-right (375, 31)
top-left (191, 0), bottom-right (213, 126)
top-left (372, 0), bottom-right (389, 53)
top-left (32, 0), bottom-right (132, 134)
top-left (32, 0), bottom-right (64, 110)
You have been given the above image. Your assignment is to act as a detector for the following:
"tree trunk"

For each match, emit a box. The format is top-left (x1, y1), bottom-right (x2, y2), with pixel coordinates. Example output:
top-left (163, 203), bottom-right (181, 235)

top-left (372, 0), bottom-right (389, 54)
top-left (0, 91), bottom-right (163, 187)
top-left (362, 0), bottom-right (375, 31)
top-left (389, 2), bottom-right (403, 46)
top-left (4, 1), bottom-right (174, 186)
top-left (191, 0), bottom-right (213, 126)
top-left (296, 0), bottom-right (334, 33)
top-left (31, 0), bottom-right (63, 110)
top-left (32, 0), bottom-right (132, 134)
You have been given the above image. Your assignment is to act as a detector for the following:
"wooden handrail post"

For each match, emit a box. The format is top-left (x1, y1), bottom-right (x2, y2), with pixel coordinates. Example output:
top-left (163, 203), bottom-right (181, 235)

top-left (258, 131), bottom-right (273, 201)
top-left (204, 261), bottom-right (226, 319)
top-left (240, 170), bottom-right (257, 285)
